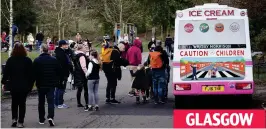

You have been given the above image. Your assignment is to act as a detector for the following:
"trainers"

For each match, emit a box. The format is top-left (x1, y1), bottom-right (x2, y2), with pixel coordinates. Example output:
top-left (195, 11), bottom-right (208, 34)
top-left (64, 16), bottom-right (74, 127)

top-left (146, 97), bottom-right (150, 101)
top-left (110, 99), bottom-right (121, 104)
top-left (154, 101), bottom-right (159, 105)
top-left (262, 103), bottom-right (266, 109)
top-left (11, 119), bottom-right (17, 127)
top-left (159, 101), bottom-right (165, 104)
top-left (88, 106), bottom-right (93, 111)
top-left (128, 92), bottom-right (134, 97)
top-left (77, 104), bottom-right (84, 107)
top-left (84, 105), bottom-right (89, 111)
top-left (48, 118), bottom-right (55, 126)
top-left (95, 106), bottom-right (99, 111)
top-left (17, 123), bottom-right (24, 128)
top-left (57, 104), bottom-right (69, 109)
top-left (105, 98), bottom-right (111, 104)
top-left (62, 104), bottom-right (69, 108)
top-left (39, 119), bottom-right (45, 125)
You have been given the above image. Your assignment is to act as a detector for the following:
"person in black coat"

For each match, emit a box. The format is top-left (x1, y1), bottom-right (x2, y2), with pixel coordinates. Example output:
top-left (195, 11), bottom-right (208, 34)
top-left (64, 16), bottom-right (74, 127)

top-left (130, 65), bottom-right (150, 104)
top-left (73, 44), bottom-right (89, 108)
top-left (148, 38), bottom-right (156, 52)
top-left (1, 43), bottom-right (34, 128)
top-left (102, 42), bottom-right (126, 104)
top-left (54, 40), bottom-right (72, 108)
top-left (165, 35), bottom-right (173, 56)
top-left (32, 44), bottom-right (62, 126)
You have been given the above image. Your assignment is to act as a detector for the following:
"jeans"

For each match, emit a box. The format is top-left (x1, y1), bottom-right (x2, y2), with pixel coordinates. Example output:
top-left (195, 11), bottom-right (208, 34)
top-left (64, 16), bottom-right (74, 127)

top-left (54, 88), bottom-right (65, 106)
top-left (76, 82), bottom-right (88, 105)
top-left (164, 69), bottom-right (169, 98)
top-left (87, 80), bottom-right (99, 105)
top-left (166, 45), bottom-right (172, 56)
top-left (54, 78), bottom-right (67, 105)
top-left (37, 41), bottom-right (43, 50)
top-left (152, 69), bottom-right (166, 102)
top-left (11, 91), bottom-right (28, 123)
top-left (38, 88), bottom-right (55, 121)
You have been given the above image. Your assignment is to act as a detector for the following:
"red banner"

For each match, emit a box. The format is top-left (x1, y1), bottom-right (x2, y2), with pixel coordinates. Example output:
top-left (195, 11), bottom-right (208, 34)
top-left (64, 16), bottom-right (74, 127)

top-left (174, 110), bottom-right (265, 128)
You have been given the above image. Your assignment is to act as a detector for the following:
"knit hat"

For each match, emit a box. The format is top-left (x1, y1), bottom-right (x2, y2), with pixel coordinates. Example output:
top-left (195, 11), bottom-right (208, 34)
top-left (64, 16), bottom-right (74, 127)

top-left (59, 40), bottom-right (68, 46)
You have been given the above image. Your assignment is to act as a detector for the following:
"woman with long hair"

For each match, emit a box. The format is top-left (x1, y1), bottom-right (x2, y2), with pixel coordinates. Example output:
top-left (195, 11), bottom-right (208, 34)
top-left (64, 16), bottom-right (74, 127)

top-left (1, 43), bottom-right (34, 128)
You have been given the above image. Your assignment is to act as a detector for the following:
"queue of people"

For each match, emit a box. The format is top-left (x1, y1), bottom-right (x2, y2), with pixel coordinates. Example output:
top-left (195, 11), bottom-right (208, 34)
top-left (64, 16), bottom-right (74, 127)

top-left (1, 34), bottom-right (173, 128)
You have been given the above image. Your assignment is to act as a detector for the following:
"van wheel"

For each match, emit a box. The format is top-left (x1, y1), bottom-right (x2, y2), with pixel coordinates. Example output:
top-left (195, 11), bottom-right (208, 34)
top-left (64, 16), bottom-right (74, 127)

top-left (175, 95), bottom-right (186, 109)
top-left (238, 94), bottom-right (253, 108)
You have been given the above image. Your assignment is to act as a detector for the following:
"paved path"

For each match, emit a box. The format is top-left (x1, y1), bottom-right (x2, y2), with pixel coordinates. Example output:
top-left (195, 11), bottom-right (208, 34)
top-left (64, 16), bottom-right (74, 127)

top-left (1, 52), bottom-right (264, 128)
top-left (1, 52), bottom-right (174, 128)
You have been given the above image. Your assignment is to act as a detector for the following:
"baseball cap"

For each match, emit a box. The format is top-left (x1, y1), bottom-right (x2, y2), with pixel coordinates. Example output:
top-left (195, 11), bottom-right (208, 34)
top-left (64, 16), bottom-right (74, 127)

top-left (59, 40), bottom-right (68, 46)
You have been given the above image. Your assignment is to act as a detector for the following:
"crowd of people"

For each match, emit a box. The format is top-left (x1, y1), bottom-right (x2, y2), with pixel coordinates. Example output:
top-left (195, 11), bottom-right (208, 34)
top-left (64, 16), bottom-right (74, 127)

top-left (1, 33), bottom-right (174, 128)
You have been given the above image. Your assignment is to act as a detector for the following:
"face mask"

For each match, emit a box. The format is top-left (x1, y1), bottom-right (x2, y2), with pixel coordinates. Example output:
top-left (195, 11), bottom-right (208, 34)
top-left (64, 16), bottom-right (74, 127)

top-left (137, 66), bottom-right (141, 70)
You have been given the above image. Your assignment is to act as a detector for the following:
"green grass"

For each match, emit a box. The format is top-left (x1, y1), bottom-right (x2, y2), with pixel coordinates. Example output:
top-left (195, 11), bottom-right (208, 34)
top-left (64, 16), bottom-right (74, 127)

top-left (1, 51), bottom-right (40, 64)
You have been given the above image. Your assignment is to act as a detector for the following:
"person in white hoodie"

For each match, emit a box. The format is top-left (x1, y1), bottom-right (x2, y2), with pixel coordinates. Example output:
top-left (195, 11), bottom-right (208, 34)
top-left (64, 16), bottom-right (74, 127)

top-left (86, 50), bottom-right (101, 111)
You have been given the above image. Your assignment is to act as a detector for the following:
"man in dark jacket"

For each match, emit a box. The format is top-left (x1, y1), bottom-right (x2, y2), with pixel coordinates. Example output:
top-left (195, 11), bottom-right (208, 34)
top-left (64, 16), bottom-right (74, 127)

top-left (33, 44), bottom-right (62, 126)
top-left (36, 31), bottom-right (44, 50)
top-left (54, 40), bottom-right (72, 108)
top-left (102, 42), bottom-right (124, 104)
top-left (165, 34), bottom-right (173, 56)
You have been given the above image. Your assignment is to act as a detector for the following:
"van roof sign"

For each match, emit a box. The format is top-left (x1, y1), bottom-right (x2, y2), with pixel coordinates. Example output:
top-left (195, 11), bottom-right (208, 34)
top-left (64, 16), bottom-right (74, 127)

top-left (176, 3), bottom-right (247, 18)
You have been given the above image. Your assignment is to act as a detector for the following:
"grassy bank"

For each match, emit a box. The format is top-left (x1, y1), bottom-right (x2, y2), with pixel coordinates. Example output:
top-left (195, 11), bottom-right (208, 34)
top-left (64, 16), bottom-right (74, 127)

top-left (1, 51), bottom-right (40, 64)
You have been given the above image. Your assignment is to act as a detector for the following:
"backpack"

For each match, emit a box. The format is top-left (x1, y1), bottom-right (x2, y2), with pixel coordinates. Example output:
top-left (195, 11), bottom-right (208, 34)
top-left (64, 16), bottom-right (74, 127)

top-left (149, 52), bottom-right (163, 68)
top-left (101, 48), bottom-right (116, 63)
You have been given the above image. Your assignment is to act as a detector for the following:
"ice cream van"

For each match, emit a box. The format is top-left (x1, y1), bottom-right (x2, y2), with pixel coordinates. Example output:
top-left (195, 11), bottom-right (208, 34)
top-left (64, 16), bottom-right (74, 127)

top-left (173, 3), bottom-right (253, 106)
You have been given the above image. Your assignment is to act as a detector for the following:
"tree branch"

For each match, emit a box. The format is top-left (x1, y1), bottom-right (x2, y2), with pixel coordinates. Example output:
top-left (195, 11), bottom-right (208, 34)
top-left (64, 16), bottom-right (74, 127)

top-left (1, 10), bottom-right (10, 23)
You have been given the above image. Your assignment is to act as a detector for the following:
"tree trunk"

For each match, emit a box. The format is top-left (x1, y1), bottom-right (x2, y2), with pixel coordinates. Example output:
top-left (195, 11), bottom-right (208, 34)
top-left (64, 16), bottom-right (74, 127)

top-left (152, 27), bottom-right (155, 38)
top-left (145, 27), bottom-right (147, 40)
top-left (62, 25), bottom-right (65, 40)
top-left (58, 20), bottom-right (61, 40)
top-left (160, 25), bottom-right (163, 40)
top-left (75, 18), bottom-right (79, 33)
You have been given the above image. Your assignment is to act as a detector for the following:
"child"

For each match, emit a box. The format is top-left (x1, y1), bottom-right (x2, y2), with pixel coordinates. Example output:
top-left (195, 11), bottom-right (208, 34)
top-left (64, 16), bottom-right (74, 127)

top-left (86, 50), bottom-right (101, 111)
top-left (130, 65), bottom-right (150, 104)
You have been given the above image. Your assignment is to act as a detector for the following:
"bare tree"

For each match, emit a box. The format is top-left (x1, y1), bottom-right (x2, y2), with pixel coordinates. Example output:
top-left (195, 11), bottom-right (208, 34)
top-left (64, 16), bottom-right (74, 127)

top-left (87, 0), bottom-right (144, 24)
top-left (35, 0), bottom-right (78, 40)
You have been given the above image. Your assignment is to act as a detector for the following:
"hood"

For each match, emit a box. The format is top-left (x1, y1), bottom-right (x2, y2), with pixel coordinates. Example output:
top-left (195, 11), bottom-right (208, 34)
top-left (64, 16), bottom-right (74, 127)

top-left (133, 39), bottom-right (142, 48)
top-left (75, 50), bottom-right (85, 54)
top-left (91, 58), bottom-right (99, 64)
